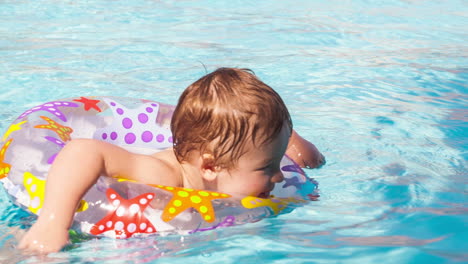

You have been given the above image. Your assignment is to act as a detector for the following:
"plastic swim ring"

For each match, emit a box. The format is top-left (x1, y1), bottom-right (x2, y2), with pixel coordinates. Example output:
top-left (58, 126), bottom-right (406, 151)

top-left (0, 96), bottom-right (317, 238)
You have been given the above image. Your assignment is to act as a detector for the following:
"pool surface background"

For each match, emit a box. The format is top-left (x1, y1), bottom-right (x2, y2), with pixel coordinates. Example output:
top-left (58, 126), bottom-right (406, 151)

top-left (0, 0), bottom-right (467, 263)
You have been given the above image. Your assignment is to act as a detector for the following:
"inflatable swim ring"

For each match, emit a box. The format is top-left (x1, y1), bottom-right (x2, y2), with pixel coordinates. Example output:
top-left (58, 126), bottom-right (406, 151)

top-left (0, 96), bottom-right (318, 238)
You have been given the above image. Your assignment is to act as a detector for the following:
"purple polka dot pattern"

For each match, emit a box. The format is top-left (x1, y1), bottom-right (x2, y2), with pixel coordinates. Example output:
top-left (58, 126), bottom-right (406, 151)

top-left (94, 98), bottom-right (172, 149)
top-left (141, 131), bottom-right (153, 142)
top-left (138, 113), bottom-right (148, 123)
top-left (18, 101), bottom-right (79, 122)
top-left (122, 118), bottom-right (133, 129)
top-left (156, 134), bottom-right (164, 143)
top-left (125, 133), bottom-right (136, 144)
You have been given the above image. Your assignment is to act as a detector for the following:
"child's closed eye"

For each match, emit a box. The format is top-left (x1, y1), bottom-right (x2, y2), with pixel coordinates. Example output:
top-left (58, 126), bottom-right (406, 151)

top-left (256, 163), bottom-right (272, 171)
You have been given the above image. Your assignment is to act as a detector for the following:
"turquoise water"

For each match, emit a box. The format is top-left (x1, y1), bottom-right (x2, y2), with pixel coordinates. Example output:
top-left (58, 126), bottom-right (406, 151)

top-left (1, 0), bottom-right (467, 263)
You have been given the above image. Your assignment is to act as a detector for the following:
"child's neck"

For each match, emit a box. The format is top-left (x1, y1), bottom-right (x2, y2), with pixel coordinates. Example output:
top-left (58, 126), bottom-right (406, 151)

top-left (180, 162), bottom-right (206, 190)
top-left (155, 148), bottom-right (207, 190)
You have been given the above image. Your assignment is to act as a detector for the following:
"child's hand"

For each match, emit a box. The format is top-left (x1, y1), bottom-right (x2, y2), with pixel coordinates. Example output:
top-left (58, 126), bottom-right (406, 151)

top-left (18, 221), bottom-right (69, 254)
top-left (287, 130), bottom-right (326, 169)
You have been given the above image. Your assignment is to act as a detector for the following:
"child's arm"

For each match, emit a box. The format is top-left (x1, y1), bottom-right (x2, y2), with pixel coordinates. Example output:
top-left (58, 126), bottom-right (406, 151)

top-left (18, 139), bottom-right (177, 254)
top-left (286, 130), bottom-right (325, 169)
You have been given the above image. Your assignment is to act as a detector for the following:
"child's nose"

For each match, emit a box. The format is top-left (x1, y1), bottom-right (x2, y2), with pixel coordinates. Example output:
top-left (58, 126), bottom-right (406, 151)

top-left (271, 171), bottom-right (284, 183)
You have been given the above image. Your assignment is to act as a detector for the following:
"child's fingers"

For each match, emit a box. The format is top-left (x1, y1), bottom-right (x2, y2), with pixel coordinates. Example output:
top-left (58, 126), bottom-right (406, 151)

top-left (18, 225), bottom-right (69, 254)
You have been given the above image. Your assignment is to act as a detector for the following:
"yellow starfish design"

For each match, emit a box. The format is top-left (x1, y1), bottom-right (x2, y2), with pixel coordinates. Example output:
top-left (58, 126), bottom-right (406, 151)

top-left (0, 139), bottom-right (13, 179)
top-left (2, 120), bottom-right (27, 141)
top-left (116, 176), bottom-right (137, 183)
top-left (151, 185), bottom-right (231, 223)
top-left (241, 196), bottom-right (307, 215)
top-left (23, 172), bottom-right (88, 214)
top-left (23, 172), bottom-right (46, 214)
top-left (34, 116), bottom-right (73, 142)
top-left (76, 199), bottom-right (89, 212)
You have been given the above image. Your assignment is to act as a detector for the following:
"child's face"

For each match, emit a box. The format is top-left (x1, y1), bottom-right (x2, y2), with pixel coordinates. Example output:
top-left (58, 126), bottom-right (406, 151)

top-left (215, 125), bottom-right (291, 198)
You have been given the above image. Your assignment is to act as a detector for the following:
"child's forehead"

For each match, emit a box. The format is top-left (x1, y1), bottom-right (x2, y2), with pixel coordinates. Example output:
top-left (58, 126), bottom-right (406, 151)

top-left (241, 126), bottom-right (290, 153)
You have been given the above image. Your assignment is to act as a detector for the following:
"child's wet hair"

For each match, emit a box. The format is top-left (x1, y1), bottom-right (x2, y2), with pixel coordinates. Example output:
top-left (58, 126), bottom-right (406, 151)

top-left (171, 67), bottom-right (292, 169)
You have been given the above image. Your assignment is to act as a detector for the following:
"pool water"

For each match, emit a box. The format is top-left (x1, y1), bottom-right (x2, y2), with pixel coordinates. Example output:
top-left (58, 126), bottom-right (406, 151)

top-left (0, 0), bottom-right (467, 263)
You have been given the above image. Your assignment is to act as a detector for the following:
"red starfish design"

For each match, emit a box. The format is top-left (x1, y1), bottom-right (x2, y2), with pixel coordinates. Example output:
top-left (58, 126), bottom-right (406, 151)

top-left (73, 97), bottom-right (102, 112)
top-left (90, 188), bottom-right (157, 238)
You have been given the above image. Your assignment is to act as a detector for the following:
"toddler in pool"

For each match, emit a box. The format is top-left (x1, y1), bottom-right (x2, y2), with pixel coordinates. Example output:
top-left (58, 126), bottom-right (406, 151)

top-left (19, 67), bottom-right (324, 253)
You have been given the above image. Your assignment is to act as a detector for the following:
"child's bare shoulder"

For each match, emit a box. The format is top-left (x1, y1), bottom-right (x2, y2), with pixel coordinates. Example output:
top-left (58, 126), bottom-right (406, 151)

top-left (130, 149), bottom-right (182, 186)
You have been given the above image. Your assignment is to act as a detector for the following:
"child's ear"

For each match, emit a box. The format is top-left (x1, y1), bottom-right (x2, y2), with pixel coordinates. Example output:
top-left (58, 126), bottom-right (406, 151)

top-left (200, 153), bottom-right (218, 181)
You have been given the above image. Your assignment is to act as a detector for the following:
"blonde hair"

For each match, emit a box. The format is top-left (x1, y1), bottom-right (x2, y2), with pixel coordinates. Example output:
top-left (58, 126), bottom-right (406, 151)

top-left (171, 68), bottom-right (292, 168)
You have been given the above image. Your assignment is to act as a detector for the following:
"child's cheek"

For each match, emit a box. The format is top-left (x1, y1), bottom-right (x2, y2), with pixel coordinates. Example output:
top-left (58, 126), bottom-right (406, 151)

top-left (249, 177), bottom-right (268, 190)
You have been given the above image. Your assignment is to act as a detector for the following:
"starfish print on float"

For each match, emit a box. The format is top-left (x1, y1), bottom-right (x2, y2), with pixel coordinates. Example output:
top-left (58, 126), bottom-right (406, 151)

top-left (95, 98), bottom-right (173, 149)
top-left (17, 101), bottom-right (79, 122)
top-left (150, 185), bottom-right (231, 223)
top-left (2, 120), bottom-right (27, 141)
top-left (90, 188), bottom-right (157, 238)
top-left (0, 139), bottom-right (13, 179)
top-left (34, 116), bottom-right (73, 142)
top-left (23, 172), bottom-right (46, 214)
top-left (241, 196), bottom-right (306, 215)
top-left (44, 136), bottom-right (66, 164)
top-left (73, 97), bottom-right (102, 112)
